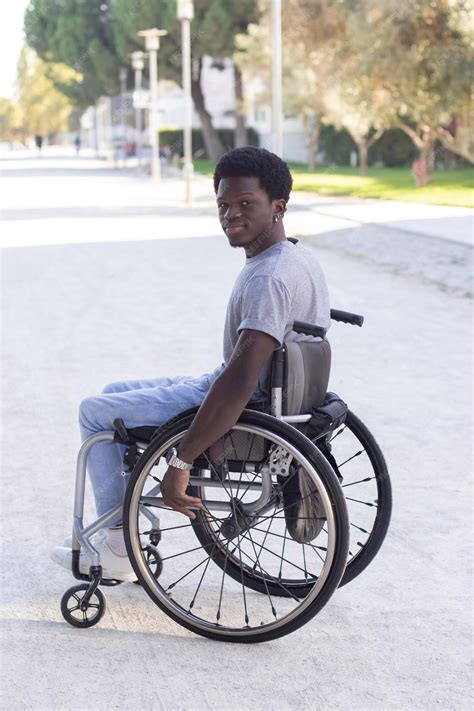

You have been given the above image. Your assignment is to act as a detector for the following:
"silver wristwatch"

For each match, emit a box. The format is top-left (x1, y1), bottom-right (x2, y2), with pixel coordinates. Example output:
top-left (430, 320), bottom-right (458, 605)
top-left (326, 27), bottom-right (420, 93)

top-left (165, 447), bottom-right (193, 470)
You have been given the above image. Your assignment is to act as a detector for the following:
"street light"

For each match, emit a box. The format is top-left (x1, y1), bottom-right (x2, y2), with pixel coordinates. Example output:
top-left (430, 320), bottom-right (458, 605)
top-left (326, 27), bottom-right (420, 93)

top-left (119, 67), bottom-right (128, 146)
top-left (271, 0), bottom-right (283, 157)
top-left (137, 28), bottom-right (168, 182)
top-left (177, 0), bottom-right (194, 203)
top-left (131, 51), bottom-right (145, 169)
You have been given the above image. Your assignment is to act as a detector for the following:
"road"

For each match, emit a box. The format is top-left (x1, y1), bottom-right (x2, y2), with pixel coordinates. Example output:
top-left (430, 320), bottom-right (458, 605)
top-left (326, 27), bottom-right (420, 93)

top-left (1, 148), bottom-right (472, 710)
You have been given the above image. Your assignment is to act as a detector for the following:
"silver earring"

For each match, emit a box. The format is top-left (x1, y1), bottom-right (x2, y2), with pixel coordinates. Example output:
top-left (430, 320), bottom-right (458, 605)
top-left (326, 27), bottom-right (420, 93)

top-left (273, 214), bottom-right (280, 223)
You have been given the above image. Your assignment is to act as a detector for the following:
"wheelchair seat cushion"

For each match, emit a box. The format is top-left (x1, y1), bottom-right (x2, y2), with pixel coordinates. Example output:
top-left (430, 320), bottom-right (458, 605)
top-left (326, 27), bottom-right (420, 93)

top-left (283, 339), bottom-right (331, 416)
top-left (123, 398), bottom-right (268, 445)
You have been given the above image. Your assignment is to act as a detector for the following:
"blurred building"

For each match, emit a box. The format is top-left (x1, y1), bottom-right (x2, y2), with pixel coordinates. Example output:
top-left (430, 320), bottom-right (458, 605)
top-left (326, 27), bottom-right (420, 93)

top-left (80, 55), bottom-right (309, 162)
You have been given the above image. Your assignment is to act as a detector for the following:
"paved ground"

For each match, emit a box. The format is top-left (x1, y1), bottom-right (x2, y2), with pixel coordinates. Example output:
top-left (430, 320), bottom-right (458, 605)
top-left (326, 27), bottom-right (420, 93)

top-left (1, 148), bottom-right (472, 710)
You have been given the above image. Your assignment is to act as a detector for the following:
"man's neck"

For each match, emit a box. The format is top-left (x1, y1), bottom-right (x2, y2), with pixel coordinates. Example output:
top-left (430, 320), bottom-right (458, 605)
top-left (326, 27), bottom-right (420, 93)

top-left (244, 230), bottom-right (287, 259)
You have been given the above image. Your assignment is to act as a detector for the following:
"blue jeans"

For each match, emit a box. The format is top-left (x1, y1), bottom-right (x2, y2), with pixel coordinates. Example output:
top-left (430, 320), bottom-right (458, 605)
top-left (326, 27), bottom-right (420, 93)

top-left (79, 364), bottom-right (263, 517)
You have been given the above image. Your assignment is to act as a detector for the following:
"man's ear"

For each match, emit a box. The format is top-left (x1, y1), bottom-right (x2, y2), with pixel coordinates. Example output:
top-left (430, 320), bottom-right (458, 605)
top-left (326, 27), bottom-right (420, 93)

top-left (272, 199), bottom-right (287, 218)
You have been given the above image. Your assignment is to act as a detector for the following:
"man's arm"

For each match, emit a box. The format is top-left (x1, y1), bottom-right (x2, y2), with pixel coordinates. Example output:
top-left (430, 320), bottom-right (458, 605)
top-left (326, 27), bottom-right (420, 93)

top-left (159, 329), bottom-right (277, 518)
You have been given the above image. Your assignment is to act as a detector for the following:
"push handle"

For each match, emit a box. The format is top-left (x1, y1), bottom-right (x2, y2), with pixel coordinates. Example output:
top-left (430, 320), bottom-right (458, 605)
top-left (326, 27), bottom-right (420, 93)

top-left (292, 321), bottom-right (327, 338)
top-left (292, 310), bottom-right (364, 337)
top-left (330, 309), bottom-right (364, 327)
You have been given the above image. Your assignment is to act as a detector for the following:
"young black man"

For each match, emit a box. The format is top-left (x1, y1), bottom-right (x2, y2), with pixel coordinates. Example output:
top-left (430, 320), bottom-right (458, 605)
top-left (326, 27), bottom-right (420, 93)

top-left (51, 147), bottom-right (330, 581)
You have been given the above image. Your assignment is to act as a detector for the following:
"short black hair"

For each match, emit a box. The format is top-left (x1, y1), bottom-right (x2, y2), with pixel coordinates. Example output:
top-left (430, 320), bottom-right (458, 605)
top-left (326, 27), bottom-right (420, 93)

top-left (213, 146), bottom-right (292, 203)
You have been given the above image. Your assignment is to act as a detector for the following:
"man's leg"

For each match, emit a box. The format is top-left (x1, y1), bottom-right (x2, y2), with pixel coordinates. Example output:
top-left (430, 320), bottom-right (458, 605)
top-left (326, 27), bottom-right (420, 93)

top-left (52, 373), bottom-right (211, 580)
top-left (79, 374), bottom-right (210, 518)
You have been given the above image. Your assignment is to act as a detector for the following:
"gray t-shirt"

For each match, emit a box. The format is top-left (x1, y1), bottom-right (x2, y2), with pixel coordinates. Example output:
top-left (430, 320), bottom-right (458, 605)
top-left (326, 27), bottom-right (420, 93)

top-left (222, 239), bottom-right (330, 393)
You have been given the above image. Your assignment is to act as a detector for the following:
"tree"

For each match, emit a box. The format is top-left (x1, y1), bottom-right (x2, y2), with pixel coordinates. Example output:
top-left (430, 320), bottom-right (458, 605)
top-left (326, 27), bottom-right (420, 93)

top-left (25, 0), bottom-right (261, 162)
top-left (236, 0), bottom-right (383, 172)
top-left (0, 98), bottom-right (24, 143)
top-left (322, 79), bottom-right (393, 175)
top-left (15, 47), bottom-right (75, 139)
top-left (112, 0), bottom-right (261, 161)
top-left (24, 0), bottom-right (121, 107)
top-left (333, 0), bottom-right (474, 173)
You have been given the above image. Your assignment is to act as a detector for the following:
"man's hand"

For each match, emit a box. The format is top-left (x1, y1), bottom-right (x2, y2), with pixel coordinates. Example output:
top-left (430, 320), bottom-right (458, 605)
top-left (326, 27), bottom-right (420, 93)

top-left (160, 466), bottom-right (203, 520)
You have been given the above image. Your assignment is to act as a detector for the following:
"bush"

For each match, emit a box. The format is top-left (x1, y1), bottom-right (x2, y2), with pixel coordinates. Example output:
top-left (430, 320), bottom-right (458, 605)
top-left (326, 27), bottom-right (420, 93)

top-left (318, 125), bottom-right (356, 165)
top-left (368, 128), bottom-right (416, 167)
top-left (158, 127), bottom-right (259, 159)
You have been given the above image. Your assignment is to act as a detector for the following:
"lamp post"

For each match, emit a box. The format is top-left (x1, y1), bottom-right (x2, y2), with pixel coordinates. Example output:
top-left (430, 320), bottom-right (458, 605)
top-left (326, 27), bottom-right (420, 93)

top-left (177, 0), bottom-right (194, 203)
top-left (131, 51), bottom-right (145, 169)
top-left (138, 28), bottom-right (168, 182)
top-left (271, 0), bottom-right (283, 157)
top-left (119, 67), bottom-right (128, 148)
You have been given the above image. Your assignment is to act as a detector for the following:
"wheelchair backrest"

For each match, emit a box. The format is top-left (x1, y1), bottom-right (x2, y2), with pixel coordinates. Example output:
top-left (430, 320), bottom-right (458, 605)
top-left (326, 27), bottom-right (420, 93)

top-left (282, 339), bottom-right (331, 416)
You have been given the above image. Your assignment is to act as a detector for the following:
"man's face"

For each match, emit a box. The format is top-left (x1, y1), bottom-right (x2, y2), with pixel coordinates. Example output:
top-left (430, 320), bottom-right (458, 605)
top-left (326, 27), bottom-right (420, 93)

top-left (216, 176), bottom-right (276, 254)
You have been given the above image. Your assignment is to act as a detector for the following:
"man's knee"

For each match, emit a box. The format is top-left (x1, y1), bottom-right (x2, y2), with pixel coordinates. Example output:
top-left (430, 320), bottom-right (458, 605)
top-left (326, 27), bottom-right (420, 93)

top-left (101, 381), bottom-right (119, 395)
top-left (79, 395), bottom-right (104, 431)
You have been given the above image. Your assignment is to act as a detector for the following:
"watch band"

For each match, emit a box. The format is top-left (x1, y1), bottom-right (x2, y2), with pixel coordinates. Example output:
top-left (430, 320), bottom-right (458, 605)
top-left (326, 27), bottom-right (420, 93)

top-left (166, 447), bottom-right (193, 470)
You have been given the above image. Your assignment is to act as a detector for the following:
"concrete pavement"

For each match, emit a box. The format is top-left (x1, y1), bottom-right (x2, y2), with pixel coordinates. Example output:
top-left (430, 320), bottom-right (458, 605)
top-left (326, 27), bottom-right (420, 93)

top-left (1, 149), bottom-right (472, 710)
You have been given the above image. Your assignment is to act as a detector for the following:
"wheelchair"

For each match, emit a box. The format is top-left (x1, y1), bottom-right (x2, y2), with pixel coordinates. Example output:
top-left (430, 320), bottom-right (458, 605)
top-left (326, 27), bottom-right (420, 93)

top-left (60, 309), bottom-right (392, 643)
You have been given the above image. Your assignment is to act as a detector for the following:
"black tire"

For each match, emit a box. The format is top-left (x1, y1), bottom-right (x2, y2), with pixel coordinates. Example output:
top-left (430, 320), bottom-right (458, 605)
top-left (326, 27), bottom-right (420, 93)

top-left (330, 410), bottom-right (392, 587)
top-left (124, 408), bottom-right (349, 643)
top-left (132, 547), bottom-right (163, 585)
top-left (60, 583), bottom-right (106, 628)
top-left (191, 409), bottom-right (391, 595)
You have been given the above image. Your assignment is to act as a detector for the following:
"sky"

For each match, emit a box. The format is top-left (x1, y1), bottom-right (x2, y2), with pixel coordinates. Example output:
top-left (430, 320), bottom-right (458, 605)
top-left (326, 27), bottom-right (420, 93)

top-left (0, 1), bottom-right (30, 99)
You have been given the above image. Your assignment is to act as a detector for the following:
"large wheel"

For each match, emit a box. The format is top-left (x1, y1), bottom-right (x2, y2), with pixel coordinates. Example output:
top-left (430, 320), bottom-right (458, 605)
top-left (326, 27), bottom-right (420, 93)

top-left (190, 408), bottom-right (391, 595)
top-left (123, 409), bottom-right (349, 644)
top-left (316, 409), bottom-right (392, 586)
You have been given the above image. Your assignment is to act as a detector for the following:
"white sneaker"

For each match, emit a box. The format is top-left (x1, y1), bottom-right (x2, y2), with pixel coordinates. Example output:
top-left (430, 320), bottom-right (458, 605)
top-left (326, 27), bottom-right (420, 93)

top-left (51, 529), bottom-right (135, 582)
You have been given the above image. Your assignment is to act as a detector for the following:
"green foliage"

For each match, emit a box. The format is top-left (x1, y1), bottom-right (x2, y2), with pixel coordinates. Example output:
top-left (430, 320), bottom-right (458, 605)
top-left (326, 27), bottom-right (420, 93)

top-left (333, 0), bottom-right (474, 160)
top-left (0, 98), bottom-right (22, 141)
top-left (368, 129), bottom-right (417, 167)
top-left (318, 125), bottom-right (356, 165)
top-left (24, 0), bottom-right (122, 106)
top-left (159, 126), bottom-right (259, 158)
top-left (15, 47), bottom-right (74, 137)
top-left (112, 0), bottom-right (260, 83)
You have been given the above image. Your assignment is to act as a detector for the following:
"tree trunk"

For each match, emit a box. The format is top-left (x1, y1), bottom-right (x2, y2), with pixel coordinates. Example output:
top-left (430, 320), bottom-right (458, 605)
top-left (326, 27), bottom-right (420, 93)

top-left (233, 64), bottom-right (248, 148)
top-left (400, 123), bottom-right (434, 181)
top-left (357, 141), bottom-right (368, 176)
top-left (303, 113), bottom-right (320, 171)
top-left (419, 136), bottom-right (435, 181)
top-left (191, 58), bottom-right (225, 163)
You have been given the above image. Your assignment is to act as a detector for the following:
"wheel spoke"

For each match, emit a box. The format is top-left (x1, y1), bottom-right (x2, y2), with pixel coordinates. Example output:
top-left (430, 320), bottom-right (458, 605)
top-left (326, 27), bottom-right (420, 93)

top-left (337, 450), bottom-right (364, 467)
top-left (350, 521), bottom-right (370, 534)
top-left (345, 496), bottom-right (377, 507)
top-left (228, 487), bottom-right (250, 626)
top-left (244, 528), bottom-right (278, 619)
top-left (124, 416), bottom-right (357, 639)
top-left (342, 476), bottom-right (374, 487)
top-left (239, 530), bottom-right (313, 577)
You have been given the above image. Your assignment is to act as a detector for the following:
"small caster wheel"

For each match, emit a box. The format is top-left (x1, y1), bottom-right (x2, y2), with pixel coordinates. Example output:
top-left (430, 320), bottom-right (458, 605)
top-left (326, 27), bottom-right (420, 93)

top-left (61, 583), bottom-right (106, 628)
top-left (133, 547), bottom-right (163, 585)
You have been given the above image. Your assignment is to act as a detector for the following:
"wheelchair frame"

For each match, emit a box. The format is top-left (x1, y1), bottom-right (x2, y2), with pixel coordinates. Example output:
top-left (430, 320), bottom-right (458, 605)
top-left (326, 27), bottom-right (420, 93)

top-left (61, 308), bottom-right (391, 641)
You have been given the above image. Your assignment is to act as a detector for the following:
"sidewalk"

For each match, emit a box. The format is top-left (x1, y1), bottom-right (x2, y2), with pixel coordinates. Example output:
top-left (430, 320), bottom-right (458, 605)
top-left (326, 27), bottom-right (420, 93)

top-left (3, 149), bottom-right (471, 296)
top-left (1, 150), bottom-right (472, 711)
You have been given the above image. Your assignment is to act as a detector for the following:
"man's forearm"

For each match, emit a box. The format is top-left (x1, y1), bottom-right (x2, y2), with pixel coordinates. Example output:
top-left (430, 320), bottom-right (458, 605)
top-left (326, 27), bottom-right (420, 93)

top-left (177, 369), bottom-right (258, 463)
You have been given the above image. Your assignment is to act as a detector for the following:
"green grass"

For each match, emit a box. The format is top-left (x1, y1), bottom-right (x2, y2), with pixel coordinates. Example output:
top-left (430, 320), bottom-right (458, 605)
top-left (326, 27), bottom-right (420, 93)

top-left (193, 159), bottom-right (473, 208)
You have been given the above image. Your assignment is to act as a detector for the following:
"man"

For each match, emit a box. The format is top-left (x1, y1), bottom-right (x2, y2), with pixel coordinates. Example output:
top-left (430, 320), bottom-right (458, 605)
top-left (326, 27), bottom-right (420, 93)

top-left (51, 147), bottom-right (330, 581)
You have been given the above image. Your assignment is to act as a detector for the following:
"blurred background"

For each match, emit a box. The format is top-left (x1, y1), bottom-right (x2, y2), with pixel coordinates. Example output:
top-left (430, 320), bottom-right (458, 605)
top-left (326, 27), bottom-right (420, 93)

top-left (1, 4), bottom-right (473, 708)
top-left (1, 0), bottom-right (472, 204)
